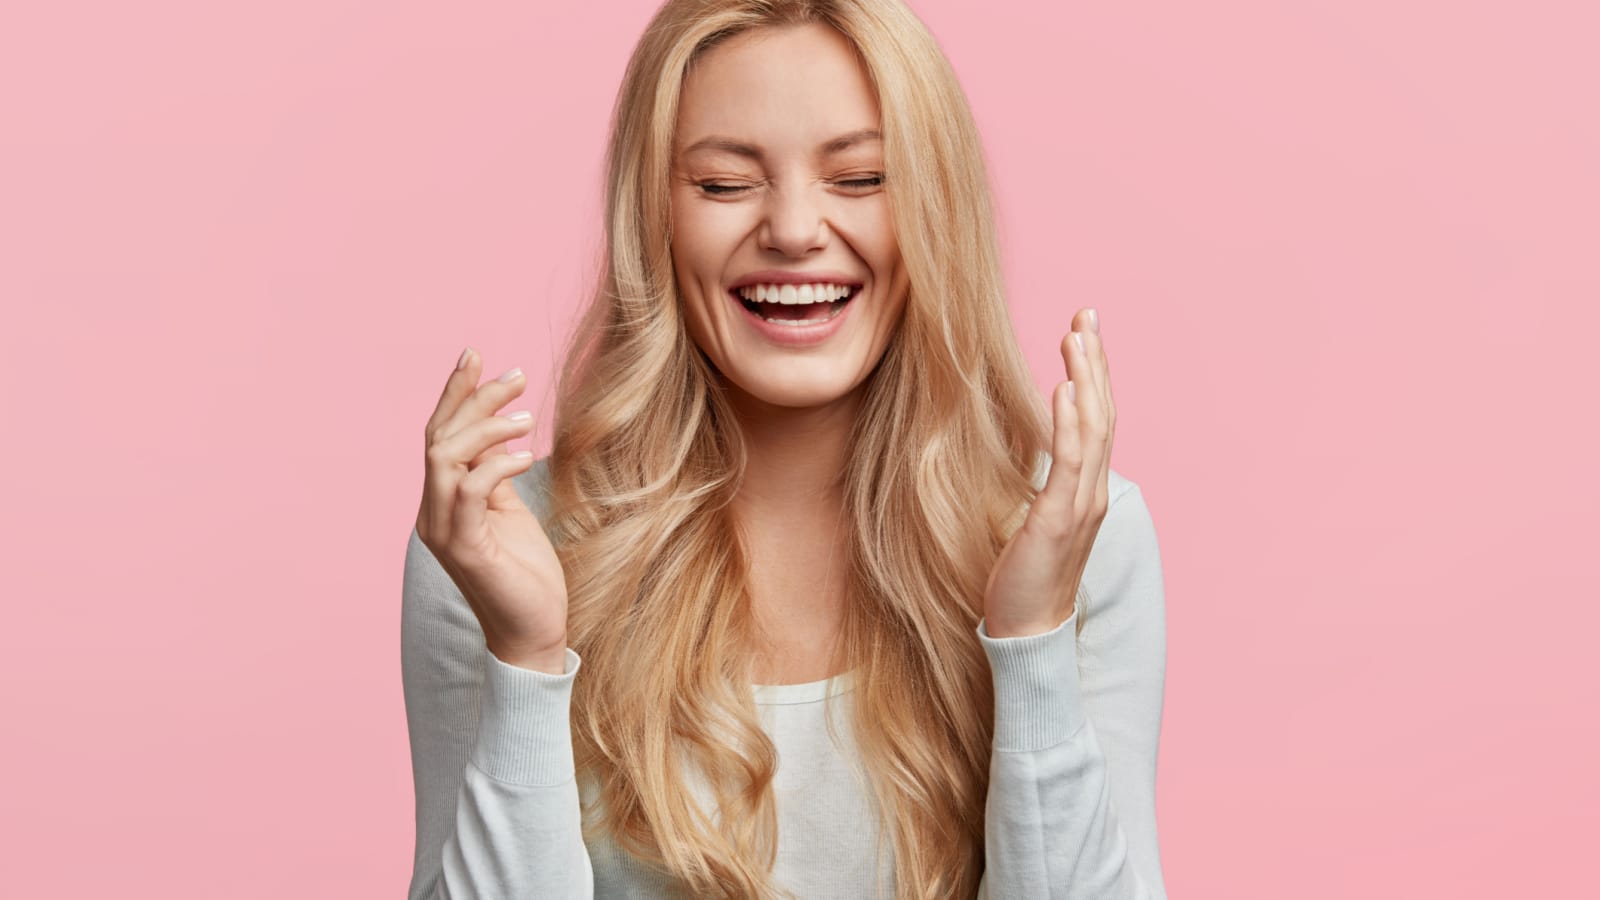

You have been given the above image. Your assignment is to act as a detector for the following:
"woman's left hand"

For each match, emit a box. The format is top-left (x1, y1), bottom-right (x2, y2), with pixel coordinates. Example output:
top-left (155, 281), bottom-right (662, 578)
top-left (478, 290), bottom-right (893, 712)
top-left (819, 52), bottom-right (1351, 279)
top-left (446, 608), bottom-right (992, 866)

top-left (982, 308), bottom-right (1117, 638)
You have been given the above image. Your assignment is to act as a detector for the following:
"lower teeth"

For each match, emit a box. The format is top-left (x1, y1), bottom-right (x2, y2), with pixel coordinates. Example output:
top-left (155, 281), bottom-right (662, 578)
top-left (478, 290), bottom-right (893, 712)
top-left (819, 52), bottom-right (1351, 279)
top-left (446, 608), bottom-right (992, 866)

top-left (746, 290), bottom-right (853, 325)
top-left (760, 304), bottom-right (844, 325)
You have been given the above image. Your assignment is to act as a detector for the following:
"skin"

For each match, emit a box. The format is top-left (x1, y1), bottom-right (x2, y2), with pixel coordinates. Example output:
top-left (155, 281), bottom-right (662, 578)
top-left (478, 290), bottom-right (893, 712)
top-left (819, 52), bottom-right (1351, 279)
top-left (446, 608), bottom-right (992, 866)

top-left (668, 21), bottom-right (1118, 663)
top-left (981, 315), bottom-right (1116, 639)
top-left (669, 22), bottom-right (910, 678)
top-left (417, 23), bottom-right (1116, 677)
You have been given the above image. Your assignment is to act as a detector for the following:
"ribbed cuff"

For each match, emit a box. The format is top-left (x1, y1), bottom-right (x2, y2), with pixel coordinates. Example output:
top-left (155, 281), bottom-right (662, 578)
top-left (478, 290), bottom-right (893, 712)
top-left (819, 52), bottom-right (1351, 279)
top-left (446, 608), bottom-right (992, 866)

top-left (472, 646), bottom-right (582, 786)
top-left (976, 610), bottom-right (1086, 752)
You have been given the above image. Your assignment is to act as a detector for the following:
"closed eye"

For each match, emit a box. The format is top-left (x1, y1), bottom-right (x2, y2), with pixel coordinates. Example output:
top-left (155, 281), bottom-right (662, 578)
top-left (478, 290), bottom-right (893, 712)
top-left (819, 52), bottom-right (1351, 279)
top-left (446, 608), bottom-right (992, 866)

top-left (697, 175), bottom-right (886, 196)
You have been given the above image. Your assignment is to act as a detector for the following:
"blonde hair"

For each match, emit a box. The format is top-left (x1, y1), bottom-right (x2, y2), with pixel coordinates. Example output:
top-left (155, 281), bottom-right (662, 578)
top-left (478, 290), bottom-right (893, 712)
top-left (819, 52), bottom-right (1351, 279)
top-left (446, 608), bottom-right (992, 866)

top-left (543, 1), bottom-right (1050, 897)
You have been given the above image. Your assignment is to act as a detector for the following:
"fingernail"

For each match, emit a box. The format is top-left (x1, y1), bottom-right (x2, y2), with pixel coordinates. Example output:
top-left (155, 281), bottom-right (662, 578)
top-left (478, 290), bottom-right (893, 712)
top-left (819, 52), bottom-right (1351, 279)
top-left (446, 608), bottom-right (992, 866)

top-left (456, 347), bottom-right (474, 370)
top-left (496, 367), bottom-right (523, 383)
top-left (1088, 308), bottom-right (1099, 333)
top-left (1067, 380), bottom-right (1076, 403)
top-left (1073, 332), bottom-right (1086, 354)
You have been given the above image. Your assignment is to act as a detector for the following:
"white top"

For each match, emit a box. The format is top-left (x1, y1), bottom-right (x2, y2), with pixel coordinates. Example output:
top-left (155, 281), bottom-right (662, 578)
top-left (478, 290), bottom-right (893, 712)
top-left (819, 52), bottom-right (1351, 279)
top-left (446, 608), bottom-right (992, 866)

top-left (402, 454), bottom-right (1168, 898)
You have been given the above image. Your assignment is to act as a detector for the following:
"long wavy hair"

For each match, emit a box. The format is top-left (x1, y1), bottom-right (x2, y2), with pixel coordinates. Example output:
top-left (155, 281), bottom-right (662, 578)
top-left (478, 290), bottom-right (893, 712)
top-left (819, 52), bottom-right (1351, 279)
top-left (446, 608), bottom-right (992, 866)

top-left (541, 1), bottom-right (1051, 897)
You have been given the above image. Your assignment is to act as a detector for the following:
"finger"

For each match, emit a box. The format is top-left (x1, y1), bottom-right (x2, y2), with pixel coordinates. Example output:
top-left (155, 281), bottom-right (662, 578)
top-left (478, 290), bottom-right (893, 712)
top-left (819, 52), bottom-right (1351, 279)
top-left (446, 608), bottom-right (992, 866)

top-left (1077, 370), bottom-right (1110, 516)
top-left (1094, 325), bottom-right (1115, 431)
top-left (422, 347), bottom-right (485, 538)
top-left (440, 366), bottom-right (528, 444)
top-left (1098, 333), bottom-right (1116, 497)
top-left (447, 410), bottom-right (534, 475)
top-left (1081, 317), bottom-right (1111, 422)
top-left (1035, 378), bottom-right (1083, 522)
top-left (425, 347), bottom-right (482, 447)
top-left (487, 457), bottom-right (528, 513)
top-left (1062, 318), bottom-right (1104, 421)
top-left (1080, 321), bottom-right (1115, 507)
top-left (454, 450), bottom-right (538, 551)
top-left (1061, 325), bottom-right (1105, 438)
top-left (1061, 326), bottom-right (1108, 513)
top-left (480, 429), bottom-right (533, 513)
top-left (427, 409), bottom-right (532, 540)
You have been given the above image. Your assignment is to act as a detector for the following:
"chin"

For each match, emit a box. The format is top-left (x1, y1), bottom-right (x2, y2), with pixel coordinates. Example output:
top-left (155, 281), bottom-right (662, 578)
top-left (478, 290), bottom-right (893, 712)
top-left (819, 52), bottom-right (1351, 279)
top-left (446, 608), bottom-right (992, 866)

top-left (726, 368), bottom-right (865, 410)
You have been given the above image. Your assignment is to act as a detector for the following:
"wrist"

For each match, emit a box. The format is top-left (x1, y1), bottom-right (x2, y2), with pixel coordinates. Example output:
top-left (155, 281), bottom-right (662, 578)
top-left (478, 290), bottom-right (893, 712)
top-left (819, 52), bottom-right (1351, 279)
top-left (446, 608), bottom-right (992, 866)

top-left (984, 605), bottom-right (1074, 639)
top-left (486, 636), bottom-right (569, 675)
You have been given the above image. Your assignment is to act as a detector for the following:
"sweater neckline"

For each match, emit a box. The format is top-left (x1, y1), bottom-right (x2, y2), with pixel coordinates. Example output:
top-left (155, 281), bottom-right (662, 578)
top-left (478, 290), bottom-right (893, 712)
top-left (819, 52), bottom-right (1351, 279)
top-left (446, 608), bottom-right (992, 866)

top-left (750, 667), bottom-right (859, 705)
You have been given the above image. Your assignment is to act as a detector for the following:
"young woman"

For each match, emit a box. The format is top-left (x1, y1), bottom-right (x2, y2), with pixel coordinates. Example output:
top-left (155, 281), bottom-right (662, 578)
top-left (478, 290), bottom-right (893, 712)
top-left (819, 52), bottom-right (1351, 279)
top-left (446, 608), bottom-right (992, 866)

top-left (403, 1), bottom-right (1167, 897)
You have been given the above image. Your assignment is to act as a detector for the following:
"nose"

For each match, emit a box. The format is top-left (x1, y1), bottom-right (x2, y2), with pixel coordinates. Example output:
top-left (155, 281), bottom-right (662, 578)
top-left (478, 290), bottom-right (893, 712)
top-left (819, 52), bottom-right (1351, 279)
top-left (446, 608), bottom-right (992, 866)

top-left (757, 182), bottom-right (828, 257)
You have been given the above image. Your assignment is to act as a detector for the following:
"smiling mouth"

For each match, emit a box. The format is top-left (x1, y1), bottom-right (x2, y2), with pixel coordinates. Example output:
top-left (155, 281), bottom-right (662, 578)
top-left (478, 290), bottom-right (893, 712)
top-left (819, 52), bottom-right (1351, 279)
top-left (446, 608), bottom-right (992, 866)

top-left (732, 285), bottom-right (859, 323)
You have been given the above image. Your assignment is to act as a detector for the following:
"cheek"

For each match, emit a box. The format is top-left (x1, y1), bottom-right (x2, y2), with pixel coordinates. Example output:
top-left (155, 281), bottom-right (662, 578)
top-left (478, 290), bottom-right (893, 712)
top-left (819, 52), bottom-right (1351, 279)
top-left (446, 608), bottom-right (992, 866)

top-left (666, 226), bottom-right (725, 349)
top-left (669, 209), bottom-right (717, 298)
top-left (672, 181), bottom-right (747, 230)
top-left (849, 203), bottom-right (899, 270)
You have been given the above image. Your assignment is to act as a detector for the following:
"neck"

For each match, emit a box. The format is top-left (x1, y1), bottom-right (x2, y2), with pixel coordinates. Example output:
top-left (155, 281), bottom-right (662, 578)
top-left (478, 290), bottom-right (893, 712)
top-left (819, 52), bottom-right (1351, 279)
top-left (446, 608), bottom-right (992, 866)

top-left (727, 388), bottom-right (859, 517)
top-left (725, 385), bottom-right (858, 675)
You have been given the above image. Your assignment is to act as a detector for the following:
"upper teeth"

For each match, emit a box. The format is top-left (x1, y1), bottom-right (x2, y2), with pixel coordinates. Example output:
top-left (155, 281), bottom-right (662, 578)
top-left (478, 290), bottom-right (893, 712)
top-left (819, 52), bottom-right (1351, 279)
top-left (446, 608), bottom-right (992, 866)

top-left (736, 283), bottom-right (855, 305)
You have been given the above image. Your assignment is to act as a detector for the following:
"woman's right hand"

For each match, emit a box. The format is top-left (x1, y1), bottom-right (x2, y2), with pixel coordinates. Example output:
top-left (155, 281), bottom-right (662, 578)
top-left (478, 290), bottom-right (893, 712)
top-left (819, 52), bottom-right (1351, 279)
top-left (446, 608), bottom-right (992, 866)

top-left (415, 347), bottom-right (570, 674)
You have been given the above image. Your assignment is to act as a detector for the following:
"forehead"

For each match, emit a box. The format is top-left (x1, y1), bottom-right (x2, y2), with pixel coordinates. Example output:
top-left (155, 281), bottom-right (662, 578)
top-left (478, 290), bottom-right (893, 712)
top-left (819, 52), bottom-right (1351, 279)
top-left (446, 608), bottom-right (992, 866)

top-left (675, 22), bottom-right (882, 159)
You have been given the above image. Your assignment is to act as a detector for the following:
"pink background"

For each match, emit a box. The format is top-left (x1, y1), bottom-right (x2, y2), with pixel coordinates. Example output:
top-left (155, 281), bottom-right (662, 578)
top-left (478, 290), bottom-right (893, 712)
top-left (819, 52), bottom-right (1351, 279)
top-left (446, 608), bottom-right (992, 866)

top-left (2, 1), bottom-right (1595, 896)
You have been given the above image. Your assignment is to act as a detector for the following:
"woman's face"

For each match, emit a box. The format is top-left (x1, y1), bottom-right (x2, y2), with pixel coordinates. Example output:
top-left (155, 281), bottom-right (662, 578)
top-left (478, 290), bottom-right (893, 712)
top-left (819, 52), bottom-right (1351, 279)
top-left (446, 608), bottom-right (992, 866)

top-left (670, 22), bottom-right (909, 412)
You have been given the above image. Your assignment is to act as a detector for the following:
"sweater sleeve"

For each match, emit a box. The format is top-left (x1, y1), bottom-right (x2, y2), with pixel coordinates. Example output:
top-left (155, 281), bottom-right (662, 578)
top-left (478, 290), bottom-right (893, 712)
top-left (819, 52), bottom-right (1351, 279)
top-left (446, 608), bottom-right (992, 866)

top-left (972, 479), bottom-right (1169, 900)
top-left (401, 525), bottom-right (595, 899)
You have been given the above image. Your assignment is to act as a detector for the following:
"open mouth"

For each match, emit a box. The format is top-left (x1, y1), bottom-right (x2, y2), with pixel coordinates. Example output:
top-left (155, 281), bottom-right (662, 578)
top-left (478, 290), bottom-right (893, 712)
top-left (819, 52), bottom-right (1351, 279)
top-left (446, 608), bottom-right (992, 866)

top-left (731, 284), bottom-right (860, 324)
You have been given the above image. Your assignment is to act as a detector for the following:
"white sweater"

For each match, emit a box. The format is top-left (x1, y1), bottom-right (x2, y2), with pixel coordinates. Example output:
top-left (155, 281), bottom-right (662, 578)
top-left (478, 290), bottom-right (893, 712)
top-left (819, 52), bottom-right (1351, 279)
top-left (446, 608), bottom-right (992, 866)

top-left (402, 455), bottom-right (1168, 899)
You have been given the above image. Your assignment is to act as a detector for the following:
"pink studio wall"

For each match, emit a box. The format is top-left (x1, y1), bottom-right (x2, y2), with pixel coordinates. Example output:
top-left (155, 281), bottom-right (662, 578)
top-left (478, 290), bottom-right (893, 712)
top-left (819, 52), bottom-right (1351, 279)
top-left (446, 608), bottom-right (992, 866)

top-left (2, 1), bottom-right (1595, 896)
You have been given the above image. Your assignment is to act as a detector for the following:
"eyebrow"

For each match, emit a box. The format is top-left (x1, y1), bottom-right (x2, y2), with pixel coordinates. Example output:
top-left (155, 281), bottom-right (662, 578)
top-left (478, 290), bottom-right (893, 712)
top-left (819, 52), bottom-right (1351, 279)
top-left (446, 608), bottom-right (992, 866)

top-left (681, 128), bottom-right (882, 160)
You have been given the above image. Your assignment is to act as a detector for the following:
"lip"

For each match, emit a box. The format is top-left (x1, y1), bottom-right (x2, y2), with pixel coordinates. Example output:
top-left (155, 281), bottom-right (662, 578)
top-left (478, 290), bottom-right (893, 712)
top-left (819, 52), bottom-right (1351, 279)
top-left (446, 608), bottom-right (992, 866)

top-left (727, 269), bottom-right (865, 291)
top-left (728, 282), bottom-right (860, 347)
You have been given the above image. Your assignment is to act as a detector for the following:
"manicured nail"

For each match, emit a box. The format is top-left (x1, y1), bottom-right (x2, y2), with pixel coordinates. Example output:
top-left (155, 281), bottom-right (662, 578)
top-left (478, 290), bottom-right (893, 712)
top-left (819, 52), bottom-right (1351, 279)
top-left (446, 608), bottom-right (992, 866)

top-left (1088, 308), bottom-right (1099, 333)
top-left (1073, 332), bottom-right (1086, 355)
top-left (1067, 380), bottom-right (1076, 403)
top-left (496, 367), bottom-right (523, 383)
top-left (456, 347), bottom-right (474, 370)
